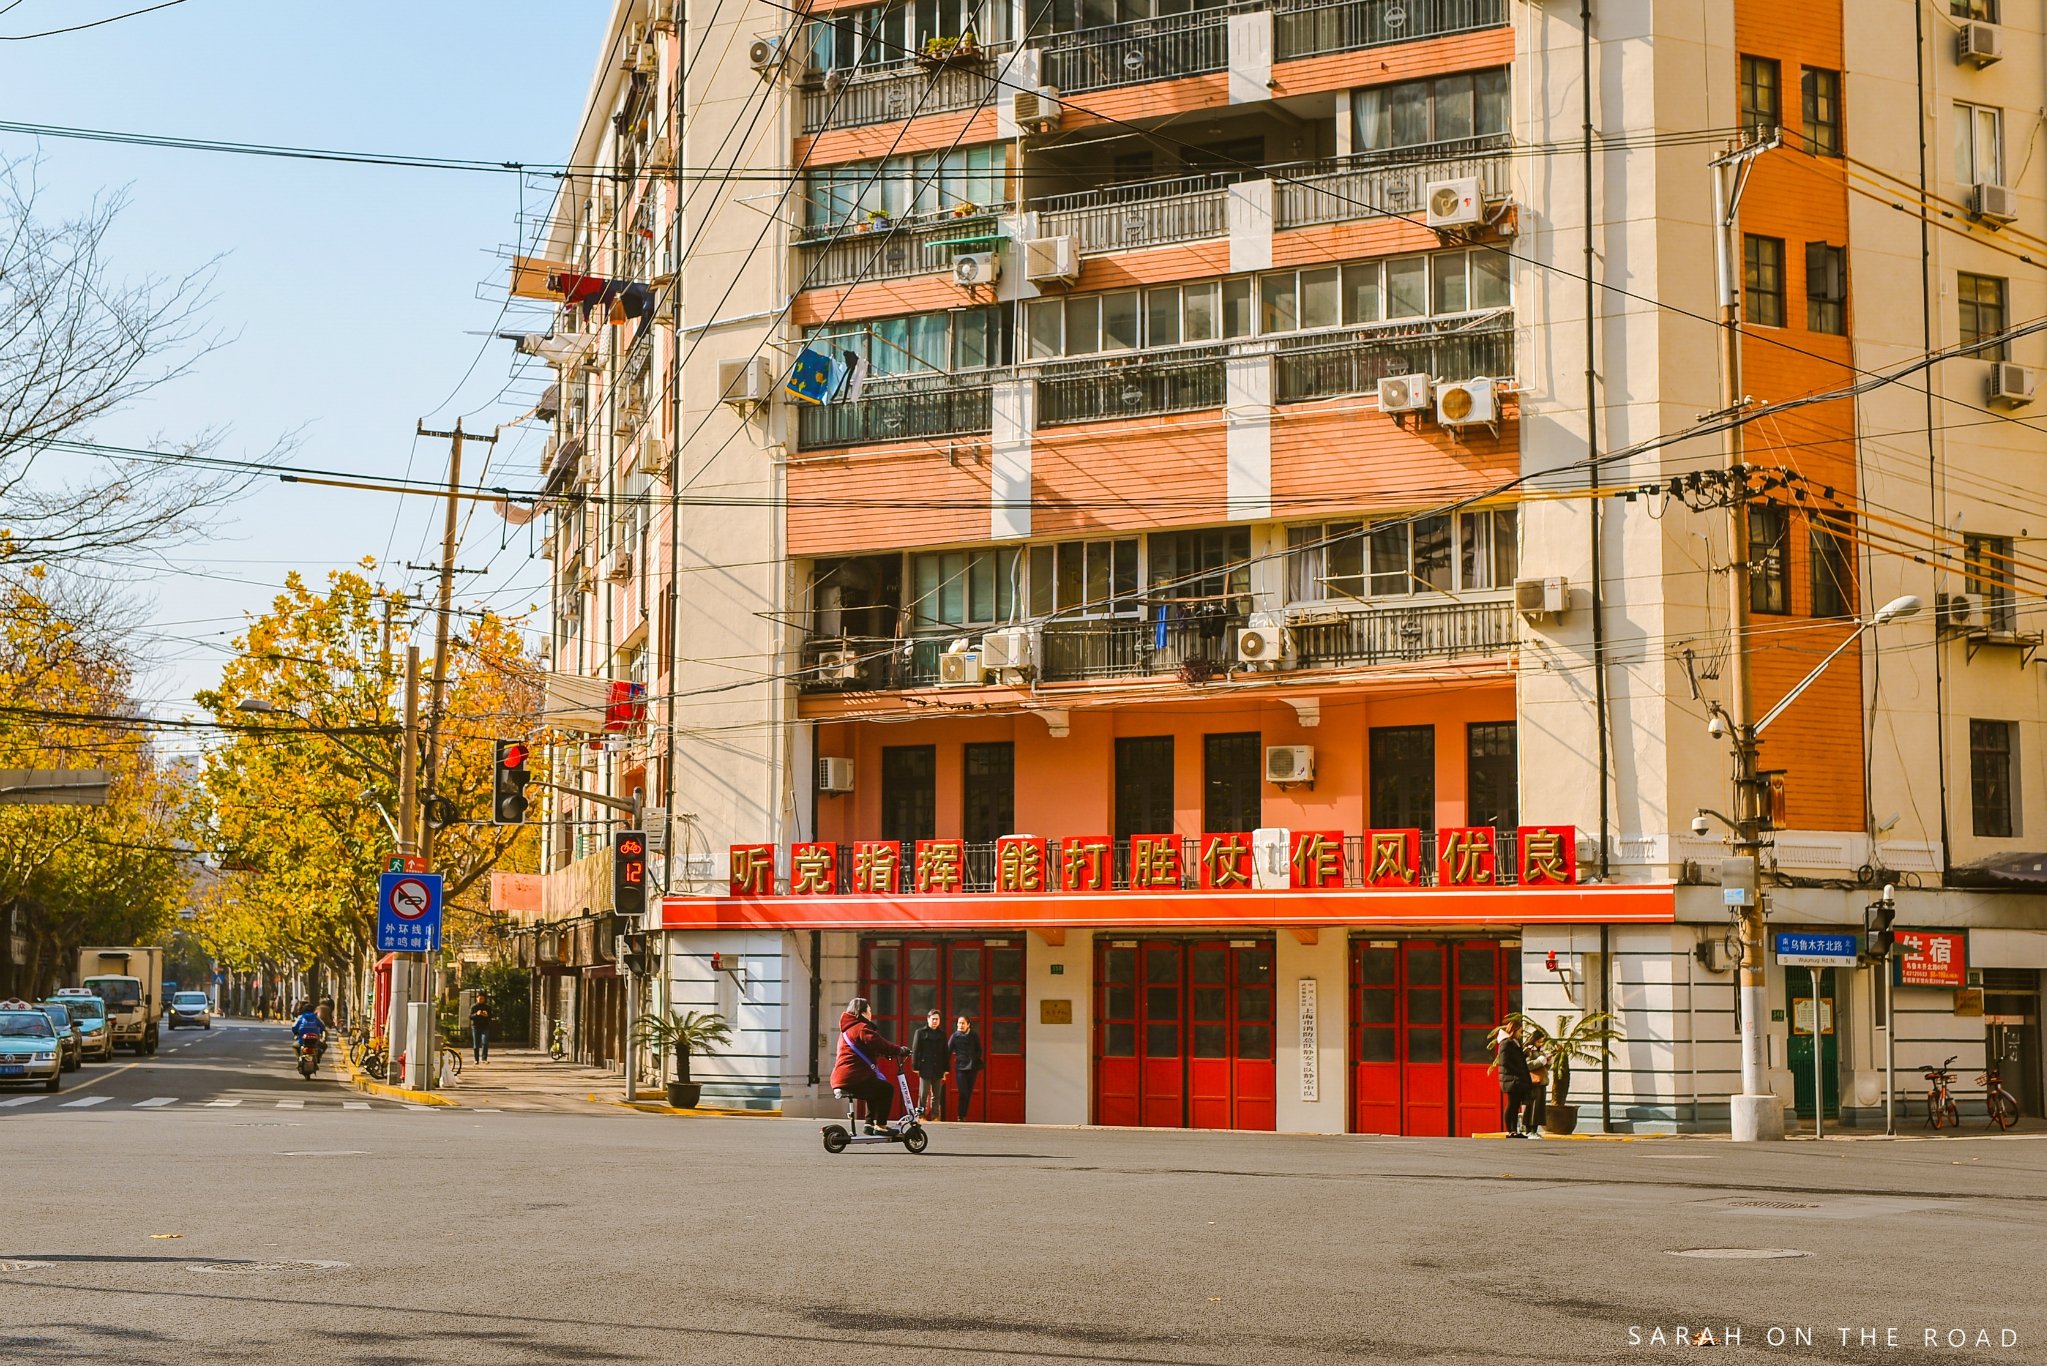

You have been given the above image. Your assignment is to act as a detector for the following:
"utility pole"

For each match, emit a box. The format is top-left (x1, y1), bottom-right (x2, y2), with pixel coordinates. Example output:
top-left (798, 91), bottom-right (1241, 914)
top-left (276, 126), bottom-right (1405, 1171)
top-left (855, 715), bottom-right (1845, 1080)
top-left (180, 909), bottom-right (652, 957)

top-left (1710, 134), bottom-right (1784, 1143)
top-left (414, 420), bottom-right (497, 871)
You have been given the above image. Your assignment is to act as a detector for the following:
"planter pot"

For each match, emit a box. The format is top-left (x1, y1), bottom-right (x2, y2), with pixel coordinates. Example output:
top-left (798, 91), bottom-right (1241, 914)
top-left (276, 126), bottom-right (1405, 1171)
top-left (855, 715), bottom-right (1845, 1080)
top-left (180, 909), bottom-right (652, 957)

top-left (1542, 1103), bottom-right (1580, 1136)
top-left (666, 1081), bottom-right (702, 1109)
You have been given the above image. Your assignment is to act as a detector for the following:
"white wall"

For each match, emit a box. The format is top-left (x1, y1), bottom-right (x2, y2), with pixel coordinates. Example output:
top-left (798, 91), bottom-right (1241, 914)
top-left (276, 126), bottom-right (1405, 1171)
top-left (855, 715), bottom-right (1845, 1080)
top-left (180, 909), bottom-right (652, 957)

top-left (1274, 932), bottom-right (1348, 1134)
top-left (1024, 931), bottom-right (1090, 1125)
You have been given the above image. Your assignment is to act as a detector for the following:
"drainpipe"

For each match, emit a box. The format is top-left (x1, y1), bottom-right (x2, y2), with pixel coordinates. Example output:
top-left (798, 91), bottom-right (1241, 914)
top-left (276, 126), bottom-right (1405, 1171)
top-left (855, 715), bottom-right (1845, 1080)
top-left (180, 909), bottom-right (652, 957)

top-left (1582, 0), bottom-right (1614, 1133)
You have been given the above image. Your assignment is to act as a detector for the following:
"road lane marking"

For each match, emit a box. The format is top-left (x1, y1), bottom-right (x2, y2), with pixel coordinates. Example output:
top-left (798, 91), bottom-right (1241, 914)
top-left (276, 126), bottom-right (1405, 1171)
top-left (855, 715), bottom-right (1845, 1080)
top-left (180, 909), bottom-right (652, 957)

top-left (275, 1099), bottom-right (304, 1109)
top-left (202, 1098), bottom-right (242, 1108)
top-left (135, 1097), bottom-right (177, 1107)
top-left (59, 1096), bottom-right (110, 1108)
top-left (342, 1101), bottom-right (369, 1110)
top-left (0, 1096), bottom-right (43, 1108)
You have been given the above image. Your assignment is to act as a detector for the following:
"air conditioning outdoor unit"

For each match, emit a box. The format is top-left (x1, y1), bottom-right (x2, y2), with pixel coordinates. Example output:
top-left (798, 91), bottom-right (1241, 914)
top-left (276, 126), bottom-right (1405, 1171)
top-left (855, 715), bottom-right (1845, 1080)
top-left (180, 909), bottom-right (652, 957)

top-left (815, 648), bottom-right (861, 684)
top-left (951, 251), bottom-right (1000, 287)
top-left (718, 355), bottom-right (774, 405)
top-left (574, 562), bottom-right (598, 595)
top-left (937, 646), bottom-right (985, 685)
top-left (1425, 177), bottom-right (1485, 229)
top-left (1938, 591), bottom-right (1983, 631)
top-left (1012, 85), bottom-right (1062, 135)
top-left (748, 36), bottom-right (784, 77)
top-left (1989, 363), bottom-right (2038, 407)
top-left (1024, 234), bottom-right (1082, 284)
top-left (1515, 576), bottom-right (1568, 618)
top-left (1971, 182), bottom-right (2020, 225)
top-left (647, 133), bottom-right (676, 171)
top-left (636, 435), bottom-right (671, 477)
top-left (1958, 21), bottom-right (2003, 66)
top-left (1436, 377), bottom-right (1498, 427)
top-left (1234, 623), bottom-right (1289, 667)
top-left (1264, 745), bottom-right (1315, 785)
top-left (606, 550), bottom-right (634, 584)
top-left (1378, 373), bottom-right (1432, 413)
top-left (816, 756), bottom-right (855, 793)
top-left (980, 627), bottom-right (1037, 672)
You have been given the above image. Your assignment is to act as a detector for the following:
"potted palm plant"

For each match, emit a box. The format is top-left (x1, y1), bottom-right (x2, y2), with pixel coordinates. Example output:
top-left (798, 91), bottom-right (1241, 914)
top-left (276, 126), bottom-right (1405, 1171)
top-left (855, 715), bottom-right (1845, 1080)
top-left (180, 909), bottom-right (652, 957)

top-left (632, 1009), bottom-right (732, 1109)
top-left (1499, 1010), bottom-right (1625, 1135)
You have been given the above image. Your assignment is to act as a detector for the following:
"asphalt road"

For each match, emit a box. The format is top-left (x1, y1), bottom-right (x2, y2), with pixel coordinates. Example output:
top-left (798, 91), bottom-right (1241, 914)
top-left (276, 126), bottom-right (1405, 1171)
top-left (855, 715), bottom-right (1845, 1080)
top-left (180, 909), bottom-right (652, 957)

top-left (6, 1030), bottom-right (2043, 1364)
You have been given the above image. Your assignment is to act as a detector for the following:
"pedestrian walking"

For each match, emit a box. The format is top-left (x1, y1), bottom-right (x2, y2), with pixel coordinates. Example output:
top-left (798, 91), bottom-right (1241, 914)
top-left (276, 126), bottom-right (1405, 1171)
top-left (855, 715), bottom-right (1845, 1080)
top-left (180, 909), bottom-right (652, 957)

top-left (908, 1009), bottom-right (950, 1119)
top-left (1497, 1018), bottom-right (1534, 1138)
top-left (316, 996), bottom-right (335, 1030)
top-left (469, 993), bottom-right (492, 1064)
top-left (948, 1014), bottom-right (983, 1121)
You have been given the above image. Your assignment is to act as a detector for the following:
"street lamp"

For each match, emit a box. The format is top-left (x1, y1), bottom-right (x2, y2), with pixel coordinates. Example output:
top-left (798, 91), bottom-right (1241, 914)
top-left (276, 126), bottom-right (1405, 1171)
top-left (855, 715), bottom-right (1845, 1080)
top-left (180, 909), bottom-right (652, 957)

top-left (1703, 592), bottom-right (1920, 1142)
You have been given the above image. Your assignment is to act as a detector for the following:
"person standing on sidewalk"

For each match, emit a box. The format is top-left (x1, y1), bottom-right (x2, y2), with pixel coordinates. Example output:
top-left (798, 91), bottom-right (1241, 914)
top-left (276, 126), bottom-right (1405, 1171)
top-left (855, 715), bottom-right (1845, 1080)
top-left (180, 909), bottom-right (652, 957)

top-left (469, 993), bottom-right (492, 1064)
top-left (908, 1009), bottom-right (950, 1120)
top-left (948, 1015), bottom-right (983, 1121)
top-left (1496, 1018), bottom-right (1534, 1137)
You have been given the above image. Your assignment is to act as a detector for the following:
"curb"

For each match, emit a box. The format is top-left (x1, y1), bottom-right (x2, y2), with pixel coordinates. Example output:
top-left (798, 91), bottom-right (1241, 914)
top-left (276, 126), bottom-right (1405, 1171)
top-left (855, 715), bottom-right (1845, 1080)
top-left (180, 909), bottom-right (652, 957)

top-left (1474, 1130), bottom-right (1675, 1142)
top-left (615, 1099), bottom-right (783, 1118)
top-left (344, 1061), bottom-right (462, 1108)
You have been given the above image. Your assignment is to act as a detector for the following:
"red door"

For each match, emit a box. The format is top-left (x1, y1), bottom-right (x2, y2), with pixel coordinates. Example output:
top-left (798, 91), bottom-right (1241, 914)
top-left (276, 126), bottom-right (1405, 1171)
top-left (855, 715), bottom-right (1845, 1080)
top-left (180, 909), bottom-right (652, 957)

top-left (1096, 938), bottom-right (1275, 1131)
top-left (1453, 941), bottom-right (1516, 1138)
top-left (859, 936), bottom-right (1026, 1123)
top-left (1096, 941), bottom-right (1141, 1126)
top-left (1139, 941), bottom-right (1184, 1127)
top-left (1350, 938), bottom-right (1521, 1137)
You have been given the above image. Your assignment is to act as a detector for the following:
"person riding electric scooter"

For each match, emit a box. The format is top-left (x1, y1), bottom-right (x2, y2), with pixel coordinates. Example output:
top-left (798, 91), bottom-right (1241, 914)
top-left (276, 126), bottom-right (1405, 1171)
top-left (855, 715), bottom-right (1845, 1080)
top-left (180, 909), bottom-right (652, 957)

top-left (290, 1002), bottom-right (328, 1076)
top-left (830, 997), bottom-right (904, 1134)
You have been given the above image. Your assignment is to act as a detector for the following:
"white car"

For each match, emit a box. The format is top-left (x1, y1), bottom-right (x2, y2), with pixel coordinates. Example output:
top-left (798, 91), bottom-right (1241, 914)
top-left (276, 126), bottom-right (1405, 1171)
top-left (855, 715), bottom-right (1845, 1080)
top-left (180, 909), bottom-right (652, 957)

top-left (167, 991), bottom-right (213, 1030)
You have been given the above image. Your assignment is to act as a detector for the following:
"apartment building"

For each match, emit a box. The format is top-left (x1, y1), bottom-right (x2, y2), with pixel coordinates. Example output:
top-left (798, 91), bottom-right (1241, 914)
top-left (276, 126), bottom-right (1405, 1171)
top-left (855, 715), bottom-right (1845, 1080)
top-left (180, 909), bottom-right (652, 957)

top-left (515, 0), bottom-right (2047, 1132)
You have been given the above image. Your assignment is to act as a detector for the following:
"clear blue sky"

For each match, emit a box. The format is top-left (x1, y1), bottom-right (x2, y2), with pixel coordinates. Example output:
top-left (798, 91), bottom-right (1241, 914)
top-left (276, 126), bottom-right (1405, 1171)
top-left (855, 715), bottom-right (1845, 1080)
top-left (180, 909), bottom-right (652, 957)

top-left (3, 0), bottom-right (602, 727)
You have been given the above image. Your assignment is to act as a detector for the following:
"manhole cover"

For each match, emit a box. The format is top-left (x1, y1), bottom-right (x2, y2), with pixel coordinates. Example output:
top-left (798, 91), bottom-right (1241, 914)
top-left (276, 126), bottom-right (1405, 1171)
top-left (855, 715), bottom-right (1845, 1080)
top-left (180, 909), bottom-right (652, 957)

top-left (0, 1260), bottom-right (53, 1273)
top-left (188, 1260), bottom-right (349, 1276)
top-left (1727, 1199), bottom-right (1822, 1210)
top-left (1669, 1248), bottom-right (1810, 1260)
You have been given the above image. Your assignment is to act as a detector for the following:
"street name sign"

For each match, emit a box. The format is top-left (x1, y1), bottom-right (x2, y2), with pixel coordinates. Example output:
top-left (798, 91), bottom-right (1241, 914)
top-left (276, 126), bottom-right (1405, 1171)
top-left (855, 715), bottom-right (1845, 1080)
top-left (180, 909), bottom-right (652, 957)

top-left (1774, 931), bottom-right (1859, 968)
top-left (377, 872), bottom-right (444, 953)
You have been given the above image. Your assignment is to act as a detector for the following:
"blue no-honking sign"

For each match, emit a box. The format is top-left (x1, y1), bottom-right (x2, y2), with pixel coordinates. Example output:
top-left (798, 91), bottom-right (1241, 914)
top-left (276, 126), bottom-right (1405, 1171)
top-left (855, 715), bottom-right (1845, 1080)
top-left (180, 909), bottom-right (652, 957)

top-left (377, 872), bottom-right (443, 953)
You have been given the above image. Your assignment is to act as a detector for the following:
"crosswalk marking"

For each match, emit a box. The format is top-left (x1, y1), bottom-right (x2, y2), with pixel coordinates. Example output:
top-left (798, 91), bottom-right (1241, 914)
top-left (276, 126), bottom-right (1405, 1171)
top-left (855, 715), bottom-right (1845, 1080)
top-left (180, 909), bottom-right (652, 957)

top-left (59, 1096), bottom-right (110, 1108)
top-left (342, 1101), bottom-right (369, 1110)
top-left (0, 1095), bottom-right (42, 1107)
top-left (135, 1097), bottom-right (177, 1107)
top-left (201, 1098), bottom-right (241, 1108)
top-left (276, 1099), bottom-right (304, 1109)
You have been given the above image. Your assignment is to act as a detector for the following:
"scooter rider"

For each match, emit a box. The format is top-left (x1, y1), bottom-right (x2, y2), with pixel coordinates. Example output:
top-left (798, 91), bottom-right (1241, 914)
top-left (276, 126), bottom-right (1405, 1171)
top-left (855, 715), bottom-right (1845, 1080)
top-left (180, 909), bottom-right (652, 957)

top-left (290, 1002), bottom-right (328, 1068)
top-left (831, 997), bottom-right (906, 1134)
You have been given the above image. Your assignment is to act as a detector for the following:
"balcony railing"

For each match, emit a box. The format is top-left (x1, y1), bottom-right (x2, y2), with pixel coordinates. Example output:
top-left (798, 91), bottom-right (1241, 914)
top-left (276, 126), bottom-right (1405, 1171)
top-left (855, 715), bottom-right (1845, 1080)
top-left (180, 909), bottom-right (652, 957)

top-left (799, 48), bottom-right (1014, 134)
top-left (1273, 316), bottom-right (1514, 403)
top-left (1040, 611), bottom-right (1245, 680)
top-left (795, 371), bottom-right (999, 451)
top-left (1288, 597), bottom-right (1514, 667)
top-left (799, 635), bottom-right (945, 692)
top-left (1038, 8), bottom-right (1229, 96)
top-left (1274, 142), bottom-right (1512, 231)
top-left (796, 212), bottom-right (1007, 289)
top-left (1274, 0), bottom-right (1507, 62)
top-left (1035, 173), bottom-right (1235, 253)
top-left (1035, 344), bottom-right (1228, 426)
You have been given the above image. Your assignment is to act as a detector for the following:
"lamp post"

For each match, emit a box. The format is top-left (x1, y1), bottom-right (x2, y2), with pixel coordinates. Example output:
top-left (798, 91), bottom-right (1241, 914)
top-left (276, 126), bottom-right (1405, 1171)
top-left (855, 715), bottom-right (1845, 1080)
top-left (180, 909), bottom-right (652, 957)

top-left (1702, 593), bottom-right (1920, 1142)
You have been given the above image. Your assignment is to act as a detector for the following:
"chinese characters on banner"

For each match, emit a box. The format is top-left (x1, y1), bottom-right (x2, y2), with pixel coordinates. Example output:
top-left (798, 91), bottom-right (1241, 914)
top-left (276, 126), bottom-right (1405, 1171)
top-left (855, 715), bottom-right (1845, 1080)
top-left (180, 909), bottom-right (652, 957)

top-left (1896, 929), bottom-right (1967, 988)
top-left (722, 826), bottom-right (1576, 895)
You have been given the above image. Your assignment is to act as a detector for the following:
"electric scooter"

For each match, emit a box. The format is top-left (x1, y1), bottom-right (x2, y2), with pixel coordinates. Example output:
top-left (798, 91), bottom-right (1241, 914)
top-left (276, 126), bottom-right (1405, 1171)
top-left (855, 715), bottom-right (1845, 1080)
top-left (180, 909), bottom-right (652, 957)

top-left (822, 1065), bottom-right (929, 1154)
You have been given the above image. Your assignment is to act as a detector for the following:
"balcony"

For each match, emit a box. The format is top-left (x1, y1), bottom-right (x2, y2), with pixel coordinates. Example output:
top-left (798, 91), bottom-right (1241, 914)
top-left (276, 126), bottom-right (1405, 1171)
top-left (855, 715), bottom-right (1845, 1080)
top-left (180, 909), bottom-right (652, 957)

top-left (800, 635), bottom-right (944, 691)
top-left (1034, 173), bottom-right (1236, 254)
top-left (1035, 344), bottom-right (1228, 426)
top-left (1273, 0), bottom-right (1507, 62)
top-left (799, 47), bottom-right (1015, 135)
top-left (1040, 611), bottom-right (1245, 680)
top-left (1038, 8), bottom-right (1230, 97)
top-left (1273, 141), bottom-right (1511, 231)
top-left (1273, 315), bottom-right (1514, 403)
top-left (795, 370), bottom-right (999, 451)
top-left (796, 211), bottom-right (1008, 289)
top-left (1288, 597), bottom-right (1514, 667)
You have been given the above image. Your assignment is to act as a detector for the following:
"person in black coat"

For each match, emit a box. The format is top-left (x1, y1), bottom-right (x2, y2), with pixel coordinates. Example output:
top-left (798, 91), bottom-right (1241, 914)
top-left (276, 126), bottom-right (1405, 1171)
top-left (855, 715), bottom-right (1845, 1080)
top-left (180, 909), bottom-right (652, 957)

top-left (1497, 1018), bottom-right (1535, 1137)
top-left (908, 1009), bottom-right (950, 1119)
top-left (948, 1015), bottom-right (984, 1121)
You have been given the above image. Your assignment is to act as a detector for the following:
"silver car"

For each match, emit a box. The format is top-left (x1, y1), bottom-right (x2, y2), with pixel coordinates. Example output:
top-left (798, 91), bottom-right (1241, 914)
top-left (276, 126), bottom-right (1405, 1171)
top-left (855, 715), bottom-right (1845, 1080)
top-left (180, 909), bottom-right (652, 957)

top-left (168, 990), bottom-right (212, 1030)
top-left (36, 1001), bottom-right (83, 1072)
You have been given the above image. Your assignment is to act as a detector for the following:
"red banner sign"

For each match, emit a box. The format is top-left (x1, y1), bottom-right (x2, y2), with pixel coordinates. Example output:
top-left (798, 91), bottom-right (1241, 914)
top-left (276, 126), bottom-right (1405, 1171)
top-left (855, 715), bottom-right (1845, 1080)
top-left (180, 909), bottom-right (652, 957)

top-left (1198, 833), bottom-right (1253, 890)
top-left (790, 842), bottom-right (838, 895)
top-left (1363, 829), bottom-right (1422, 887)
top-left (1896, 929), bottom-right (1967, 988)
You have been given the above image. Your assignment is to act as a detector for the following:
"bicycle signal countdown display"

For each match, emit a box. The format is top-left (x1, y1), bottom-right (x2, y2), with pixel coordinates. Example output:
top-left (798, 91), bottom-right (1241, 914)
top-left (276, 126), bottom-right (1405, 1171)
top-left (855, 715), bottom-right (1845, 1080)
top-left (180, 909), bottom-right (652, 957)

top-left (377, 871), bottom-right (444, 953)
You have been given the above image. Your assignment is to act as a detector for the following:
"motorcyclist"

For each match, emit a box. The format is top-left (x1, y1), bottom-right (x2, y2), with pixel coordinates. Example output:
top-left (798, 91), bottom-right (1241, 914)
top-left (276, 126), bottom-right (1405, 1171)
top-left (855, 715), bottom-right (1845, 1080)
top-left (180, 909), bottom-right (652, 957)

top-left (291, 1002), bottom-right (328, 1068)
top-left (830, 997), bottom-right (906, 1135)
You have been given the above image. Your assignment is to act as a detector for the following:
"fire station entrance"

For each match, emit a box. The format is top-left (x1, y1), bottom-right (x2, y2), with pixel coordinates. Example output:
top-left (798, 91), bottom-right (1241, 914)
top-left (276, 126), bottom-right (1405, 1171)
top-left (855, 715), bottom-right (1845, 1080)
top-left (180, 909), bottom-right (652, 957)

top-left (859, 936), bottom-right (1025, 1122)
top-left (1350, 938), bottom-right (1521, 1136)
top-left (1094, 937), bottom-right (1276, 1130)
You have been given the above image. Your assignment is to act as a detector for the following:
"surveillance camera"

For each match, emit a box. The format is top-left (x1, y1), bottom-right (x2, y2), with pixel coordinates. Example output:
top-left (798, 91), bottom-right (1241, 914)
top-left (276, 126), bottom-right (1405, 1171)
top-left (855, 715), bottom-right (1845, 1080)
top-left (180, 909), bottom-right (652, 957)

top-left (1707, 715), bottom-right (1727, 740)
top-left (1690, 814), bottom-right (1712, 837)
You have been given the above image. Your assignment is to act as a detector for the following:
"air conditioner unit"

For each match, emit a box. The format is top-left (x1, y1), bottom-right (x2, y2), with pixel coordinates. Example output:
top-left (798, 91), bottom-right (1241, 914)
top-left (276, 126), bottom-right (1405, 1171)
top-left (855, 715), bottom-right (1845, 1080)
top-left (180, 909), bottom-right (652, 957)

top-left (1264, 745), bottom-right (1315, 785)
top-left (937, 646), bottom-right (984, 685)
top-left (606, 549), bottom-right (634, 584)
top-left (1971, 182), bottom-right (2020, 225)
top-left (573, 562), bottom-right (598, 595)
top-left (816, 756), bottom-right (855, 793)
top-left (1012, 85), bottom-right (1062, 135)
top-left (1378, 373), bottom-right (1432, 413)
top-left (1436, 377), bottom-right (1498, 427)
top-left (1937, 591), bottom-right (1983, 631)
top-left (1989, 363), bottom-right (2038, 407)
top-left (814, 648), bottom-right (861, 684)
top-left (980, 627), bottom-right (1037, 672)
top-left (647, 133), bottom-right (676, 171)
top-left (1234, 624), bottom-right (1289, 666)
top-left (1958, 21), bottom-right (2003, 66)
top-left (1515, 576), bottom-right (1568, 618)
top-left (1024, 234), bottom-right (1081, 285)
top-left (636, 435), bottom-right (670, 477)
top-left (718, 355), bottom-right (773, 405)
top-left (748, 36), bottom-right (784, 77)
top-left (951, 252), bottom-right (1000, 287)
top-left (1425, 177), bottom-right (1485, 229)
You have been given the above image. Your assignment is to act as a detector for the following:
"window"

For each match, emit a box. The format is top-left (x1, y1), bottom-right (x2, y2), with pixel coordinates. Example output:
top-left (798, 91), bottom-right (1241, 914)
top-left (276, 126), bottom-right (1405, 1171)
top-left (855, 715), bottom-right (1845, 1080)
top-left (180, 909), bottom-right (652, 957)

top-left (1114, 736), bottom-right (1175, 840)
top-left (1965, 533), bottom-right (2016, 632)
top-left (1951, 1), bottom-right (1997, 23)
top-left (1370, 725), bottom-right (1436, 832)
top-left (1806, 243), bottom-right (1846, 335)
top-left (1748, 504), bottom-right (1791, 615)
top-left (1203, 733), bottom-right (1262, 834)
top-left (1970, 720), bottom-right (2016, 838)
top-left (1809, 514), bottom-right (1855, 619)
top-left (1368, 515), bottom-right (1453, 595)
top-left (1465, 723), bottom-right (1518, 829)
top-left (881, 745), bottom-right (937, 842)
top-left (1953, 103), bottom-right (2004, 186)
top-left (805, 306), bottom-right (1003, 378)
top-left (1739, 55), bottom-right (1780, 135)
top-left (805, 144), bottom-right (1007, 230)
top-left (1287, 509), bottom-right (1513, 601)
top-left (908, 546), bottom-right (1020, 629)
top-left (1458, 507), bottom-right (1519, 590)
top-left (1801, 68), bottom-right (1842, 157)
top-left (1026, 538), bottom-right (1139, 617)
top-left (1149, 527), bottom-right (1251, 615)
top-left (1959, 273), bottom-right (2008, 361)
top-left (1351, 69), bottom-right (1510, 155)
top-left (1743, 235), bottom-right (1786, 328)
top-left (962, 742), bottom-right (1015, 844)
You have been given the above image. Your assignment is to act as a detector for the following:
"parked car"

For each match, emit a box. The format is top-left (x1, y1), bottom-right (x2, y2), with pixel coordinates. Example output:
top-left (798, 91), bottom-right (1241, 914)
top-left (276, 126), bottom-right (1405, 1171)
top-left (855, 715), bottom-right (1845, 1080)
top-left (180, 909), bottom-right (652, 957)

top-left (51, 992), bottom-right (114, 1062)
top-left (0, 1007), bottom-right (63, 1092)
top-left (36, 1001), bottom-right (83, 1071)
top-left (167, 991), bottom-right (213, 1030)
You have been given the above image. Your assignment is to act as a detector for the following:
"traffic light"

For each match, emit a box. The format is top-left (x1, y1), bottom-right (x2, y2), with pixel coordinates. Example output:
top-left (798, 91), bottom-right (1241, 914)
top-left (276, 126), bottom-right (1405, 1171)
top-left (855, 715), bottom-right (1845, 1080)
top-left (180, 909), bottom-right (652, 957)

top-left (620, 932), bottom-right (652, 977)
top-left (493, 740), bottom-right (531, 825)
top-left (613, 829), bottom-right (648, 918)
top-left (1863, 889), bottom-right (1897, 963)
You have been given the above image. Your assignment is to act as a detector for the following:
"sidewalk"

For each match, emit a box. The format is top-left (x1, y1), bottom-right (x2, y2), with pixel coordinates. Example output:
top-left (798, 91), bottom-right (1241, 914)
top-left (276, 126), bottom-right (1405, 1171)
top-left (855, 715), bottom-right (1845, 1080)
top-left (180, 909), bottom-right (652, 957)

top-left (350, 1047), bottom-right (629, 1113)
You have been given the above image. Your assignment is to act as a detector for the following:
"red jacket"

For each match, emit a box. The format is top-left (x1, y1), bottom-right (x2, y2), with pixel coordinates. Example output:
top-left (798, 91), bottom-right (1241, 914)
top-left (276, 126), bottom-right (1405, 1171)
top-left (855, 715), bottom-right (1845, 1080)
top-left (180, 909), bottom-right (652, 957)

top-left (830, 1011), bottom-right (901, 1089)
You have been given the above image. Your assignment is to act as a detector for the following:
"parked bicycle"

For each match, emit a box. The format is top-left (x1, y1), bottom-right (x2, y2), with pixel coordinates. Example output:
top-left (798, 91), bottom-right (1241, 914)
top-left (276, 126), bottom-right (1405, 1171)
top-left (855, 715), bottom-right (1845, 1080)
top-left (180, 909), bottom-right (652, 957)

top-left (548, 1016), bottom-right (568, 1062)
top-left (1981, 1060), bottom-right (2019, 1132)
top-left (438, 1042), bottom-right (463, 1080)
top-left (1924, 1055), bottom-right (1961, 1129)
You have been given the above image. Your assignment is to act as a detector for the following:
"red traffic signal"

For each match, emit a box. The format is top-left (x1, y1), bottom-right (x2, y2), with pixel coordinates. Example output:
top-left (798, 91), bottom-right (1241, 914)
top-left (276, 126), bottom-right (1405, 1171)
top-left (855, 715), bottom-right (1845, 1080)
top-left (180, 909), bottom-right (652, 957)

top-left (493, 739), bottom-right (531, 825)
top-left (500, 742), bottom-right (528, 769)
